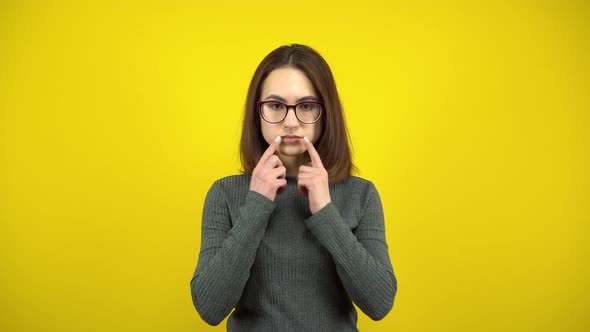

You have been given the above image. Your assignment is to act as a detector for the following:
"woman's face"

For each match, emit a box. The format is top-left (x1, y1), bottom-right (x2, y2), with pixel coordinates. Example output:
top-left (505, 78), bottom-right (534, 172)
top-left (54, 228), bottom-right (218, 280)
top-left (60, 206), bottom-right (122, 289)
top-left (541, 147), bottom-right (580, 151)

top-left (259, 67), bottom-right (322, 158)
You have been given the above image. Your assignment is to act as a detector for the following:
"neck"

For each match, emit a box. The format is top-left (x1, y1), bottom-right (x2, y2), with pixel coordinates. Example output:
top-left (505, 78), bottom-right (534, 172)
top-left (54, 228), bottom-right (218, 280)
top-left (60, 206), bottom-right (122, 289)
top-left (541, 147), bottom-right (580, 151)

top-left (278, 152), bottom-right (311, 177)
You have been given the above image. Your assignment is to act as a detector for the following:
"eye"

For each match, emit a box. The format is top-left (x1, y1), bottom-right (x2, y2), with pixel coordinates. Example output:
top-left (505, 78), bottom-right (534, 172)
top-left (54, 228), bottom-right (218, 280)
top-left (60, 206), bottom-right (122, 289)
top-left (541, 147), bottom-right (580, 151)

top-left (299, 103), bottom-right (315, 111)
top-left (269, 102), bottom-right (284, 110)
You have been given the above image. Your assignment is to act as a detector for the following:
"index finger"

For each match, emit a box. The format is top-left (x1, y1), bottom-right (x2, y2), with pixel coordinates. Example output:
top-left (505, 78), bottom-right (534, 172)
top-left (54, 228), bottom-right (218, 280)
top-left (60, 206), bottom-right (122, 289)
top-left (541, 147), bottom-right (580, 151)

top-left (303, 136), bottom-right (323, 168)
top-left (259, 135), bottom-right (282, 164)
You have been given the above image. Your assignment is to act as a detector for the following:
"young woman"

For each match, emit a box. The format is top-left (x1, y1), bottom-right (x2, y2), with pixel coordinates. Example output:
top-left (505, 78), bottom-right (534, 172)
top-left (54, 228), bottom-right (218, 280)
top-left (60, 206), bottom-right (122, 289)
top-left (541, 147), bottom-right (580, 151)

top-left (190, 44), bottom-right (397, 331)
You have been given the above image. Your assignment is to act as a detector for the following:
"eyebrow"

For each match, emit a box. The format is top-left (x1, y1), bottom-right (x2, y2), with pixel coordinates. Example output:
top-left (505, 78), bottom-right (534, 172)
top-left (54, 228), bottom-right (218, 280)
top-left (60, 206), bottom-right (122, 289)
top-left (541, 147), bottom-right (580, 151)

top-left (263, 94), bottom-right (320, 103)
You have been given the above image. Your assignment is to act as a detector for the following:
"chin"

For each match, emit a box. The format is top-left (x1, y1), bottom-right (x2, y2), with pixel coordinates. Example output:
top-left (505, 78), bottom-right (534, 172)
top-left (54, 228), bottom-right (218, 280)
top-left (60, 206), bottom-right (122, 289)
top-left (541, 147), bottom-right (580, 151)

top-left (279, 145), bottom-right (305, 156)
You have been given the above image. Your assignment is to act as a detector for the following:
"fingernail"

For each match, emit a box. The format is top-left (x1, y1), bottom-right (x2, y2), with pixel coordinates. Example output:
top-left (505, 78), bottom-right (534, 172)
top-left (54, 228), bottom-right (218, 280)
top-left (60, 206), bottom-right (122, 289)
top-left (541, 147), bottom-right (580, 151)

top-left (303, 136), bottom-right (309, 142)
top-left (275, 136), bottom-right (281, 142)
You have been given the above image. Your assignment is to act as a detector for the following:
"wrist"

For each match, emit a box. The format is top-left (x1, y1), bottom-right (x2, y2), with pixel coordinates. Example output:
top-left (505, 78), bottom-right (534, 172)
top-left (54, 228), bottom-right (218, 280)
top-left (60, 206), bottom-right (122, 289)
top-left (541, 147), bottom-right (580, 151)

top-left (250, 186), bottom-right (276, 202)
top-left (311, 199), bottom-right (331, 214)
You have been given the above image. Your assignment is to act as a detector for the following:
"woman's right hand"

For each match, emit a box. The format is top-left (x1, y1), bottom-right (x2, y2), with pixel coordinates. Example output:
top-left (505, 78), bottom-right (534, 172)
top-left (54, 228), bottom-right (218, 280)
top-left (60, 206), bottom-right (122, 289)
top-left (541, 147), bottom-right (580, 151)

top-left (249, 136), bottom-right (287, 201)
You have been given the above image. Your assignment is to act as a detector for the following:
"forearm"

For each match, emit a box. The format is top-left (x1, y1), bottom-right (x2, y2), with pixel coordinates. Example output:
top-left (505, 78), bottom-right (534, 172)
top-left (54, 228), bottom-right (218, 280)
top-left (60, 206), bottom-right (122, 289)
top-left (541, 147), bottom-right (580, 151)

top-left (305, 202), bottom-right (397, 320)
top-left (191, 191), bottom-right (275, 325)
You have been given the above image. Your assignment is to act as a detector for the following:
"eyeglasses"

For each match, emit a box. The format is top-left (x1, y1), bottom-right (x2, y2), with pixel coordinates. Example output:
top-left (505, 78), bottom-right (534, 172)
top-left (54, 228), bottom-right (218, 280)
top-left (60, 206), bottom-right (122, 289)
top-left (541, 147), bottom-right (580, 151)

top-left (257, 100), bottom-right (323, 124)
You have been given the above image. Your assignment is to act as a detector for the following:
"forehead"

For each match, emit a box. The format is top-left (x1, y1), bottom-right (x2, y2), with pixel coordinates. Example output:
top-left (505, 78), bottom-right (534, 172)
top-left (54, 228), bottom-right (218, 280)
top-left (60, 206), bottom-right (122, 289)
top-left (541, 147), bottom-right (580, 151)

top-left (260, 67), bottom-right (317, 100)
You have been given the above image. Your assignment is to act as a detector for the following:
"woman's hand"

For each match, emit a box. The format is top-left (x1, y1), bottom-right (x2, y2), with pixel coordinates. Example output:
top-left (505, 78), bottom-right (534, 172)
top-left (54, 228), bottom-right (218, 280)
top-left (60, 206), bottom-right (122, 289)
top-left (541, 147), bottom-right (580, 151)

top-left (249, 136), bottom-right (287, 201)
top-left (298, 136), bottom-right (331, 214)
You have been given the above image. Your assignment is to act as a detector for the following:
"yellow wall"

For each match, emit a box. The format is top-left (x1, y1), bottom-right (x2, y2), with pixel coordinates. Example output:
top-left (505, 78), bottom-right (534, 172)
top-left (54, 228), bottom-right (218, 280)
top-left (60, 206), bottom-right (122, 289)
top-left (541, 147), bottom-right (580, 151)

top-left (1, 1), bottom-right (588, 331)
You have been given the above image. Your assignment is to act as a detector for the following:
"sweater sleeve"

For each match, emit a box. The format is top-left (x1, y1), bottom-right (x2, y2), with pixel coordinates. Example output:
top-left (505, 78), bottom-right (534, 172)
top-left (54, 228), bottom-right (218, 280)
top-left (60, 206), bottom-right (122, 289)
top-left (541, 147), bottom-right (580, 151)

top-left (190, 181), bottom-right (276, 326)
top-left (303, 182), bottom-right (397, 321)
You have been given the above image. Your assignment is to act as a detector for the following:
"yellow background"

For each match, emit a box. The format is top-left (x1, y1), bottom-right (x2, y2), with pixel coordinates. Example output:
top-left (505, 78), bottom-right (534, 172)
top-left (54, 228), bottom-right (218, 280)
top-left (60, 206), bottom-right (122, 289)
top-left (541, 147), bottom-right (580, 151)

top-left (1, 0), bottom-right (588, 331)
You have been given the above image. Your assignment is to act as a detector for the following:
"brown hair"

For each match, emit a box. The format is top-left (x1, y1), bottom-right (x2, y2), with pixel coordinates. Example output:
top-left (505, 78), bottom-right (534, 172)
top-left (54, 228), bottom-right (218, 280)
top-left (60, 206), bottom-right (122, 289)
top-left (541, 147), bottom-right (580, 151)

top-left (240, 44), bottom-right (356, 182)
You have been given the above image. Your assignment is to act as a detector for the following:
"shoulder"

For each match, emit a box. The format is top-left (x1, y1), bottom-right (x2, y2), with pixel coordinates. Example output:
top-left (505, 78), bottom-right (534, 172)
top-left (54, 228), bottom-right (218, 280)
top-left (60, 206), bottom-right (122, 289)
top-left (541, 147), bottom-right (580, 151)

top-left (334, 175), bottom-right (378, 193)
top-left (344, 175), bottom-right (375, 186)
top-left (211, 174), bottom-right (251, 188)
top-left (206, 174), bottom-right (251, 201)
top-left (331, 175), bottom-right (381, 206)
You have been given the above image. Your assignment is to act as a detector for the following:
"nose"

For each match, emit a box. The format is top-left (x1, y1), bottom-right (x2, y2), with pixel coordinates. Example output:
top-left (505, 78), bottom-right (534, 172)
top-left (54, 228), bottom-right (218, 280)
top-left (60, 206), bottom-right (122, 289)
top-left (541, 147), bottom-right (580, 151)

top-left (283, 106), bottom-right (299, 128)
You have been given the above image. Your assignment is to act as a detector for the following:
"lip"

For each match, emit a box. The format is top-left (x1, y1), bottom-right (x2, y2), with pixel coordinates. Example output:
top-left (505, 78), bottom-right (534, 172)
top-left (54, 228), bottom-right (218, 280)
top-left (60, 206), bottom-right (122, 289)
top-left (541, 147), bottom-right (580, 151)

top-left (281, 135), bottom-right (303, 143)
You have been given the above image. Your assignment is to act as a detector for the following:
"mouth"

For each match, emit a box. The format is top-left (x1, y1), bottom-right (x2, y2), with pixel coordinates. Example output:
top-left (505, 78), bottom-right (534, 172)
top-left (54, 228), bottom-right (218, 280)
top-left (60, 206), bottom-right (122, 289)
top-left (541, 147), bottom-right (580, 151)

top-left (281, 135), bottom-right (303, 143)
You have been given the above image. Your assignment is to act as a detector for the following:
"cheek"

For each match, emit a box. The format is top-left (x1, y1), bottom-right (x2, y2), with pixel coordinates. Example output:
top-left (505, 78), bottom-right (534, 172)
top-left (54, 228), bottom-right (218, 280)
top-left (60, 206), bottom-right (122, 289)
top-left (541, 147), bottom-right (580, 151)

top-left (309, 122), bottom-right (322, 142)
top-left (260, 120), bottom-right (278, 144)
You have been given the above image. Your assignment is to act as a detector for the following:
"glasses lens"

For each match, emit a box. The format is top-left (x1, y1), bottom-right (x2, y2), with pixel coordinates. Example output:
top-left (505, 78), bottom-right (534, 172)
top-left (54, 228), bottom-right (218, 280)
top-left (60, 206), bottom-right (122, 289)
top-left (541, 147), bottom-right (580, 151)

top-left (261, 102), bottom-right (287, 122)
top-left (296, 103), bottom-right (322, 123)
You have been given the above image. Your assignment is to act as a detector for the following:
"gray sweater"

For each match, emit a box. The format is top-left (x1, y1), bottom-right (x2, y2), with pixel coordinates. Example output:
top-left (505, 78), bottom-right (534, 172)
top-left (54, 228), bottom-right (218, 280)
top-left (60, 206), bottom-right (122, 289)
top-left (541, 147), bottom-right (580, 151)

top-left (190, 174), bottom-right (397, 331)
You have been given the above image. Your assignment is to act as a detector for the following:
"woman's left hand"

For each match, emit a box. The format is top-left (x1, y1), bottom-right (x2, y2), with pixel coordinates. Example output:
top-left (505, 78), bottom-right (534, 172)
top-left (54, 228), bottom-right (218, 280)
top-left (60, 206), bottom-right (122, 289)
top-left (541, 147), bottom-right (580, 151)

top-left (298, 137), bottom-right (331, 214)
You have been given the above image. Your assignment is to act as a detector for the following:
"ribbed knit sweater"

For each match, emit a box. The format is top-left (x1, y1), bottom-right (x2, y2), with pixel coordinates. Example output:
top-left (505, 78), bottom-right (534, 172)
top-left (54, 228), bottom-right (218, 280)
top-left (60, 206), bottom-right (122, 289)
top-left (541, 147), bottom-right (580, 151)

top-left (190, 174), bottom-right (397, 331)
